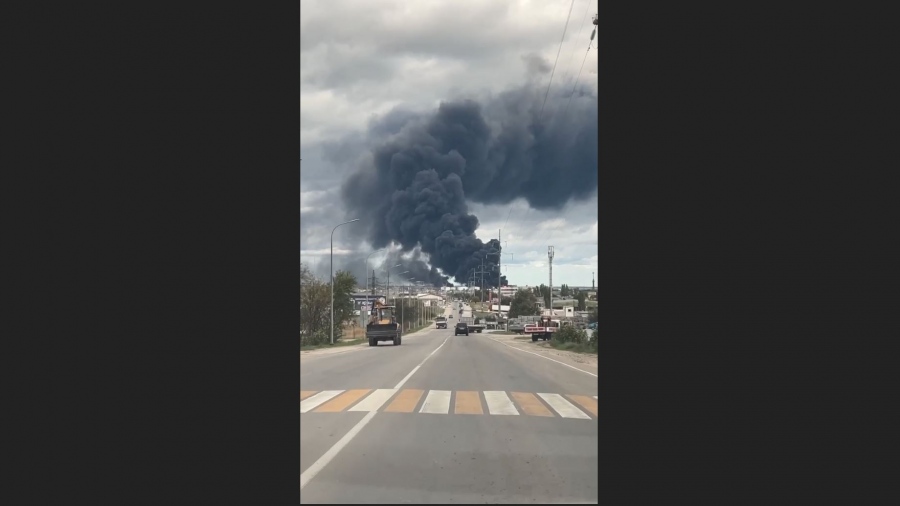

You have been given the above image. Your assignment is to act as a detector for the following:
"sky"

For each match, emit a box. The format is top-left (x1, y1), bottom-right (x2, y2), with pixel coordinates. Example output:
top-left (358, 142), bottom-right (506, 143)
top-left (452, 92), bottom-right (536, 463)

top-left (301, 0), bottom-right (598, 288)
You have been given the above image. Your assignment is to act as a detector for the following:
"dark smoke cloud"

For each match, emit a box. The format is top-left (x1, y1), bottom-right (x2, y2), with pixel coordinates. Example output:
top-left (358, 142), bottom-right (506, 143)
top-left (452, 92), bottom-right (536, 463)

top-left (339, 81), bottom-right (597, 285)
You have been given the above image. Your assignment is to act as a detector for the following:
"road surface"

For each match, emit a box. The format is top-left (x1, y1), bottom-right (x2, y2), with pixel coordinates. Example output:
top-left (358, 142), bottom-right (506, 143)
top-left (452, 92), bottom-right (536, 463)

top-left (300, 302), bottom-right (598, 504)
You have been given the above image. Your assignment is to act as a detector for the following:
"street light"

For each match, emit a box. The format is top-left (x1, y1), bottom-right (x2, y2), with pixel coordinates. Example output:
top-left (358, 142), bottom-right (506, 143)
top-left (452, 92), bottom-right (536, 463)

top-left (406, 277), bottom-right (416, 330)
top-left (331, 218), bottom-right (360, 345)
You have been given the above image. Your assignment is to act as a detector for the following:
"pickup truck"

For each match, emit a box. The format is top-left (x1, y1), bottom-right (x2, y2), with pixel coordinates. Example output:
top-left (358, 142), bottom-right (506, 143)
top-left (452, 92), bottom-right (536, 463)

top-left (435, 316), bottom-right (447, 329)
top-left (458, 316), bottom-right (485, 333)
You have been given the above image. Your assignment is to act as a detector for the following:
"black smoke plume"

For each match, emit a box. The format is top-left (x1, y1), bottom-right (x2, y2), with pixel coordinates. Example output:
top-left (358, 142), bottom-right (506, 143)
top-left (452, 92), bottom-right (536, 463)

top-left (339, 81), bottom-right (597, 285)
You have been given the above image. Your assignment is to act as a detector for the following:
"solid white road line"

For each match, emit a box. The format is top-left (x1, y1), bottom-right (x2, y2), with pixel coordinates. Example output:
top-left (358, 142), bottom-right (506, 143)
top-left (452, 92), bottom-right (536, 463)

top-left (593, 395), bottom-right (598, 400)
top-left (538, 393), bottom-right (591, 419)
top-left (419, 390), bottom-right (452, 414)
top-left (484, 391), bottom-right (519, 415)
top-left (348, 389), bottom-right (396, 412)
top-left (486, 336), bottom-right (598, 378)
top-left (300, 334), bottom-right (451, 491)
top-left (300, 410), bottom-right (378, 490)
top-left (300, 390), bottom-right (344, 413)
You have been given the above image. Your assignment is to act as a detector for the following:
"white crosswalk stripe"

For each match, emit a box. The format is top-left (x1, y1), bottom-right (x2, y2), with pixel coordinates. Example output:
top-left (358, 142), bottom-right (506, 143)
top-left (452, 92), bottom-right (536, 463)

top-left (419, 390), bottom-right (452, 414)
top-left (348, 388), bottom-right (397, 412)
top-left (538, 393), bottom-right (591, 419)
top-left (300, 390), bottom-right (344, 413)
top-left (593, 395), bottom-right (598, 399)
top-left (484, 391), bottom-right (519, 415)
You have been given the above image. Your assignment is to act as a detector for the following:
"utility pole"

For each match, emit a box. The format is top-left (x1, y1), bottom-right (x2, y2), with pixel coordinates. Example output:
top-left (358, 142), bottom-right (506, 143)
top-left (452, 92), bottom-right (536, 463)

top-left (480, 256), bottom-right (485, 304)
top-left (548, 246), bottom-right (554, 316)
top-left (498, 229), bottom-right (501, 313)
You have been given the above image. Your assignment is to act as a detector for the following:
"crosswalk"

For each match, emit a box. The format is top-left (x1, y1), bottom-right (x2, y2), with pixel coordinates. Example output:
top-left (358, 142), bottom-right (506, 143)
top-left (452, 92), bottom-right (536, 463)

top-left (300, 389), bottom-right (598, 420)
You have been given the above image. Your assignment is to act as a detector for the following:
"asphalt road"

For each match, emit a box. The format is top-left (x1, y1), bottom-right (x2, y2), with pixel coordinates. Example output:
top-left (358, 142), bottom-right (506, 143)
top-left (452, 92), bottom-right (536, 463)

top-left (300, 303), bottom-right (598, 504)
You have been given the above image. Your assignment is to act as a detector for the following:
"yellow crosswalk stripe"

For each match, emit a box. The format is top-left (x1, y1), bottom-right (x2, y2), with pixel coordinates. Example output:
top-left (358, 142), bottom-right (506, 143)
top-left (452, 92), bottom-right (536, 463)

top-left (510, 392), bottom-right (554, 417)
top-left (384, 389), bottom-right (424, 413)
top-left (566, 395), bottom-right (598, 417)
top-left (315, 389), bottom-right (372, 412)
top-left (454, 391), bottom-right (483, 415)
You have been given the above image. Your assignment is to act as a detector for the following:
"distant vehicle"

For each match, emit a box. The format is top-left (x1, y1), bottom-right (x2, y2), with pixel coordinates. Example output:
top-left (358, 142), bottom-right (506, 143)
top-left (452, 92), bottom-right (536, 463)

top-left (523, 315), bottom-right (559, 342)
top-left (448, 314), bottom-right (453, 318)
top-left (587, 322), bottom-right (597, 330)
top-left (508, 322), bottom-right (525, 334)
top-left (435, 316), bottom-right (447, 329)
top-left (454, 322), bottom-right (469, 336)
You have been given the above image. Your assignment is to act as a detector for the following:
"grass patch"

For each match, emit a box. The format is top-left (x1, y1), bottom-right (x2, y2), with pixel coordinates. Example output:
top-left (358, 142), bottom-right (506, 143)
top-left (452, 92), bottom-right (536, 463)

top-left (403, 323), bottom-right (431, 335)
top-left (548, 340), bottom-right (598, 354)
top-left (301, 337), bottom-right (366, 351)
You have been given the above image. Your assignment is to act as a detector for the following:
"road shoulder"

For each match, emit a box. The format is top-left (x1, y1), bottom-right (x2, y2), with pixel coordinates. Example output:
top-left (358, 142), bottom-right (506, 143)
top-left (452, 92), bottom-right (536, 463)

top-left (300, 325), bottom-right (437, 358)
top-left (484, 331), bottom-right (598, 375)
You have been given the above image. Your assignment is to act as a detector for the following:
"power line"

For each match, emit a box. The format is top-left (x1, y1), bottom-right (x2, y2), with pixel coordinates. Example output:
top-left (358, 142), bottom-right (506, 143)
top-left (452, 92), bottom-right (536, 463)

top-left (561, 37), bottom-right (593, 120)
top-left (559, 0), bottom-right (593, 89)
top-left (538, 0), bottom-right (578, 123)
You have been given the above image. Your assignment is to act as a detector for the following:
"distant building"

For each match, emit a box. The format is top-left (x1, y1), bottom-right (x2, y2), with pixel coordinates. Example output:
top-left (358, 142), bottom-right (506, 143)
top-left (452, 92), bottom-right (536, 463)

top-left (499, 285), bottom-right (519, 298)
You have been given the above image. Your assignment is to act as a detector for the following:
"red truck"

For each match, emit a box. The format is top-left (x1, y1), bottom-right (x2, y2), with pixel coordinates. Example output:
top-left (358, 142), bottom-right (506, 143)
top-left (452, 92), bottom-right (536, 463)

top-left (523, 316), bottom-right (560, 342)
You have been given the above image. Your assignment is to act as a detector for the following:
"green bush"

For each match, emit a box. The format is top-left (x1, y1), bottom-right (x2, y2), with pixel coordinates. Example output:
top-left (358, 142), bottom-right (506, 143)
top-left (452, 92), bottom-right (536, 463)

top-left (554, 325), bottom-right (588, 344)
top-left (301, 329), bottom-right (329, 347)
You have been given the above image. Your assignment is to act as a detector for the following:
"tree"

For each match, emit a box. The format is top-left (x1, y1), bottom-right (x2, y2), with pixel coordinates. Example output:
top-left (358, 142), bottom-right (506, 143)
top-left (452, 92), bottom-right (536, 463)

top-left (560, 284), bottom-right (570, 297)
top-left (508, 289), bottom-right (538, 319)
top-left (575, 291), bottom-right (586, 311)
top-left (300, 263), bottom-right (331, 346)
top-left (534, 284), bottom-right (551, 308)
top-left (588, 306), bottom-right (598, 323)
top-left (331, 270), bottom-right (357, 341)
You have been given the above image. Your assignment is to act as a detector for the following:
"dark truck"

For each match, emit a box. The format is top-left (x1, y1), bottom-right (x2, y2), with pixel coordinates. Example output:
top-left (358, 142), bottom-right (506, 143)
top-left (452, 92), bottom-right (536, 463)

top-left (458, 316), bottom-right (485, 333)
top-left (435, 316), bottom-right (447, 329)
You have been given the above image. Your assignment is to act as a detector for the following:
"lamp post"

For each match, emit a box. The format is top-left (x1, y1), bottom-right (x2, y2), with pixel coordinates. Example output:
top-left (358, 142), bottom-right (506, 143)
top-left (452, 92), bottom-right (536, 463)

top-left (331, 218), bottom-right (360, 345)
top-left (406, 277), bottom-right (416, 331)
